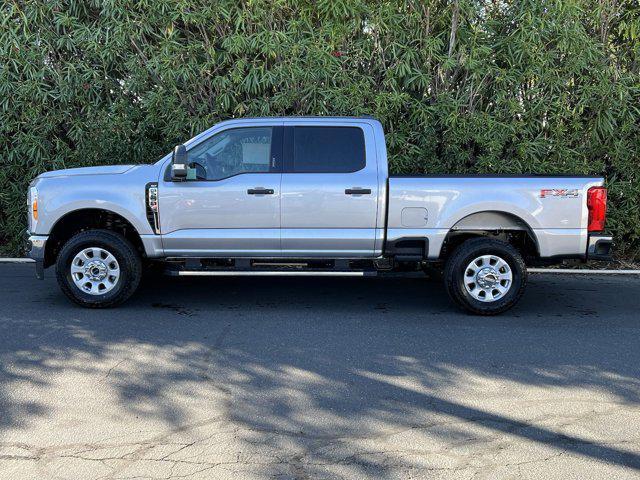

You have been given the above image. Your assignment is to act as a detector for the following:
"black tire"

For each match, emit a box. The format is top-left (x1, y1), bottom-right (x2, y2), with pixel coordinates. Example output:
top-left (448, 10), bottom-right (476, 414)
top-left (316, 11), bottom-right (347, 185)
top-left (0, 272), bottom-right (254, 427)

top-left (55, 229), bottom-right (142, 308)
top-left (444, 238), bottom-right (527, 315)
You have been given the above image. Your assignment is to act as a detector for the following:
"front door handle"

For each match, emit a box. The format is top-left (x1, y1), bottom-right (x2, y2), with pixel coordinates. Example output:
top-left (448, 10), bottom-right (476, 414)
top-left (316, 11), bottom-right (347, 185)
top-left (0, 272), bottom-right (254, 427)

top-left (247, 188), bottom-right (274, 195)
top-left (345, 188), bottom-right (372, 195)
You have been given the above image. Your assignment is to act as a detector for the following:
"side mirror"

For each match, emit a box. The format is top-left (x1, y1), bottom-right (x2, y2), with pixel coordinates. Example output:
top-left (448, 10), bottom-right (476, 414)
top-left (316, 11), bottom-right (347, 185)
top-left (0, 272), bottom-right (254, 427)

top-left (171, 144), bottom-right (188, 181)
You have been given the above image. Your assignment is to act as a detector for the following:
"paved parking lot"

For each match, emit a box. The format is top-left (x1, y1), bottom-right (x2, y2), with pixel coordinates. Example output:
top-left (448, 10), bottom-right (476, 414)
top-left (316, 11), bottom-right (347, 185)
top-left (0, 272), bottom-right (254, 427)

top-left (1, 263), bottom-right (639, 479)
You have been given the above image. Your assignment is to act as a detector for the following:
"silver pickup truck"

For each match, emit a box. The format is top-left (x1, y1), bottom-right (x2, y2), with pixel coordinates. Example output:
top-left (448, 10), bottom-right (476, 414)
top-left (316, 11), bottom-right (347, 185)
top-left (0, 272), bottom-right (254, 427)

top-left (25, 116), bottom-right (612, 314)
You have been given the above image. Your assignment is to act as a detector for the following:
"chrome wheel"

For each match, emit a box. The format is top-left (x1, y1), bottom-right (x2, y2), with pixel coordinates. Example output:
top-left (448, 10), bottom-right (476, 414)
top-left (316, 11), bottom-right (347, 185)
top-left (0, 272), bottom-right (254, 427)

top-left (463, 254), bottom-right (512, 302)
top-left (70, 247), bottom-right (120, 295)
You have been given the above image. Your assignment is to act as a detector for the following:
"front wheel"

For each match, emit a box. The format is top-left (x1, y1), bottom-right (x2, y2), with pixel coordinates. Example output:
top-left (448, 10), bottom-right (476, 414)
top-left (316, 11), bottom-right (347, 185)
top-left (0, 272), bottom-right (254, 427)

top-left (444, 238), bottom-right (527, 315)
top-left (55, 230), bottom-right (142, 308)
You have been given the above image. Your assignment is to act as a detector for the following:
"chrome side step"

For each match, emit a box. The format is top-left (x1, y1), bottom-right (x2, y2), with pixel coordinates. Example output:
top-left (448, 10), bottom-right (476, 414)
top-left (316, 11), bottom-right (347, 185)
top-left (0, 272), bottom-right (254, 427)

top-left (175, 270), bottom-right (375, 277)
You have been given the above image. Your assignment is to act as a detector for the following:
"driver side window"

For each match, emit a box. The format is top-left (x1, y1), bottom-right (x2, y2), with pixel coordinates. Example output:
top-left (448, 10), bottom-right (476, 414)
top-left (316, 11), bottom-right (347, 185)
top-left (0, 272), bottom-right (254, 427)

top-left (188, 127), bottom-right (274, 181)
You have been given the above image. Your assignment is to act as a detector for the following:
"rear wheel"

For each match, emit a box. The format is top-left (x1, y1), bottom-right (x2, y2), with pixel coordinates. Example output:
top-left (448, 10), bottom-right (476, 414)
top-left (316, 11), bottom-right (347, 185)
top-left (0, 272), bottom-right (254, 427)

top-left (444, 238), bottom-right (527, 315)
top-left (55, 230), bottom-right (142, 308)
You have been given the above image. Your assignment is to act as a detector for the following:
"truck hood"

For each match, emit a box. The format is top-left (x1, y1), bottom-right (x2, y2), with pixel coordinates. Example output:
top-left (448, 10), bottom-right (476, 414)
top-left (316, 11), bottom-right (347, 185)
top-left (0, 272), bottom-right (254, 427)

top-left (37, 165), bottom-right (136, 178)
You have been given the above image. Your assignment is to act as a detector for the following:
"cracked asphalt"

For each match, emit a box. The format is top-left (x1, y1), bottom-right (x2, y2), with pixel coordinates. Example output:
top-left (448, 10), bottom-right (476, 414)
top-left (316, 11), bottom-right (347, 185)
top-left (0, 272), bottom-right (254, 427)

top-left (1, 263), bottom-right (640, 479)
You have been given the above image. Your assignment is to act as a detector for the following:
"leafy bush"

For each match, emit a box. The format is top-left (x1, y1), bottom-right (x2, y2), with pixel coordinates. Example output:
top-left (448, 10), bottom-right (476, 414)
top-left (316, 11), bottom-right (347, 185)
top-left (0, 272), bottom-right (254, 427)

top-left (1, 0), bottom-right (638, 258)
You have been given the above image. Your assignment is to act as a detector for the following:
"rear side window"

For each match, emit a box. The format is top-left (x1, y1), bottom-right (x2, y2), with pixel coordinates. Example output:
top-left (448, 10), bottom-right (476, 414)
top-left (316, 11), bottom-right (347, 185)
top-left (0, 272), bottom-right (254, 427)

top-left (292, 126), bottom-right (365, 173)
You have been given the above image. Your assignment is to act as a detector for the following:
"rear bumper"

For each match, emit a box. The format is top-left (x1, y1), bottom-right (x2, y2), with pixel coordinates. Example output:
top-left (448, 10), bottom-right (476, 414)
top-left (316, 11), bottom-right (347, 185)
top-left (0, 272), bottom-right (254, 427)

top-left (587, 234), bottom-right (613, 261)
top-left (24, 231), bottom-right (48, 279)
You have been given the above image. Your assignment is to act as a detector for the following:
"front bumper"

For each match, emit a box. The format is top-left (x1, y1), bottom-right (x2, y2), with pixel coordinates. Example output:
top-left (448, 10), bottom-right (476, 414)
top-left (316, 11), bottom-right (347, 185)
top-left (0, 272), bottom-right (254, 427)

top-left (587, 234), bottom-right (613, 261)
top-left (24, 231), bottom-right (48, 279)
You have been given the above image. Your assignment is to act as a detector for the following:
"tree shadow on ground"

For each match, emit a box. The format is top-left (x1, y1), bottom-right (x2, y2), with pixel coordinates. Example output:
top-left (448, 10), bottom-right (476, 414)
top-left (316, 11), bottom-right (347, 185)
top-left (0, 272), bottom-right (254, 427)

top-left (1, 265), bottom-right (639, 477)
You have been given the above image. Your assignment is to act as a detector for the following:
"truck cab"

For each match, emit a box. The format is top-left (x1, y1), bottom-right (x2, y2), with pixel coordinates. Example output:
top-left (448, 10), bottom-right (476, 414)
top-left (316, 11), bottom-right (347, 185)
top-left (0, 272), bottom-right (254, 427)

top-left (158, 117), bottom-right (387, 258)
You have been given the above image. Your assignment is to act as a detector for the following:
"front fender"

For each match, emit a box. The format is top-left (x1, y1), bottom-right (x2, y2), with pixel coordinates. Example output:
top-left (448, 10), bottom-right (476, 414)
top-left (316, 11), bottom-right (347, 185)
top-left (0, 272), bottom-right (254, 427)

top-left (32, 171), bottom-right (155, 236)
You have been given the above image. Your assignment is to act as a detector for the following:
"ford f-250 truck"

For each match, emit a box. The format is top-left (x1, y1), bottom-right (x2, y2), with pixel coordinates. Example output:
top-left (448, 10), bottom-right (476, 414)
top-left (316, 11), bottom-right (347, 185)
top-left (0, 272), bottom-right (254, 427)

top-left (25, 117), bottom-right (612, 314)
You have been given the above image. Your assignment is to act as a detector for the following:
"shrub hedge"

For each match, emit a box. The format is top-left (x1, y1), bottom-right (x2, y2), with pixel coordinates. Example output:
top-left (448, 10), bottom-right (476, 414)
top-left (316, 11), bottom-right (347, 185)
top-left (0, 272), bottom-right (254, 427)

top-left (1, 1), bottom-right (638, 258)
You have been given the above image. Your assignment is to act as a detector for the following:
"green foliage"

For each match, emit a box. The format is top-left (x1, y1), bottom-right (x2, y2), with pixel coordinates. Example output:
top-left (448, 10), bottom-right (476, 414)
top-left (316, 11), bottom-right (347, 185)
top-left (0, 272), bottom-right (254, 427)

top-left (1, 0), bottom-right (639, 258)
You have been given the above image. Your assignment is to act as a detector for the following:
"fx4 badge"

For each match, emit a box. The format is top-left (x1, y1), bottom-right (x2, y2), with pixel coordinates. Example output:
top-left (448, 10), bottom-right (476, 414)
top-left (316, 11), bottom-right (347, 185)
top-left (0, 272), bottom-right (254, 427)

top-left (540, 189), bottom-right (580, 198)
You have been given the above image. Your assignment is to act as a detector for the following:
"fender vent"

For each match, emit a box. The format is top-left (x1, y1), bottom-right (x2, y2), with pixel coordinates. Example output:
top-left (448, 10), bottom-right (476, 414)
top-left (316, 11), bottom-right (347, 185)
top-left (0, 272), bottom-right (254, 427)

top-left (145, 182), bottom-right (159, 233)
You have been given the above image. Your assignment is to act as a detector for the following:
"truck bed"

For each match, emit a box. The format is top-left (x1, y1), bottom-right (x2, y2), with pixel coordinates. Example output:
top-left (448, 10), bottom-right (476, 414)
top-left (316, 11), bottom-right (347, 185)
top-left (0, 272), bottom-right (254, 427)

top-left (386, 175), bottom-right (604, 259)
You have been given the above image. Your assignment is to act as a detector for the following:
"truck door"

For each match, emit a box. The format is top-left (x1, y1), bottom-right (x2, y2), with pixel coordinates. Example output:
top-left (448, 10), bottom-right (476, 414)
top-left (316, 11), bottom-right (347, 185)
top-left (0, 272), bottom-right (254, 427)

top-left (280, 123), bottom-right (379, 257)
top-left (158, 125), bottom-right (283, 257)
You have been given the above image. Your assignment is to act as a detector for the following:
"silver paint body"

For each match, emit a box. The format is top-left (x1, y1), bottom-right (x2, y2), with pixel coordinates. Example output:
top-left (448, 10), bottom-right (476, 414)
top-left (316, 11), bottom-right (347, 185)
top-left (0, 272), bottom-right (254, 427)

top-left (28, 117), bottom-right (604, 261)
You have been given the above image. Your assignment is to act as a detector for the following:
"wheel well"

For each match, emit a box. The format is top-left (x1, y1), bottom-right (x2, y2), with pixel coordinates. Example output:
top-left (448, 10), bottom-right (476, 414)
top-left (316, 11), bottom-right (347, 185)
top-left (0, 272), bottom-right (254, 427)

top-left (440, 212), bottom-right (539, 263)
top-left (44, 209), bottom-right (144, 268)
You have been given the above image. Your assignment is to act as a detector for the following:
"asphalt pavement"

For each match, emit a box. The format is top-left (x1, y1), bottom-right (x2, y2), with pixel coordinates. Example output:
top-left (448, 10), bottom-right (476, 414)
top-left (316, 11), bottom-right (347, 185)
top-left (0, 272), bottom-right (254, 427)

top-left (1, 263), bottom-right (639, 479)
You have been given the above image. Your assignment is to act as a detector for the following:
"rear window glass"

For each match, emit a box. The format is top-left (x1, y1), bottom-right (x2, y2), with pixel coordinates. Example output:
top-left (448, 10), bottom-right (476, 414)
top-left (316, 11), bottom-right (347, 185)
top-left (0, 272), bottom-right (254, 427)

top-left (293, 127), bottom-right (365, 173)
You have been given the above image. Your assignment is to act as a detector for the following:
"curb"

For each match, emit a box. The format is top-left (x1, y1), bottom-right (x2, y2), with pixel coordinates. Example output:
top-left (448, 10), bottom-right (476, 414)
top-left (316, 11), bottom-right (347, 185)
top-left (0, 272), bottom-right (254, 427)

top-left (1, 258), bottom-right (639, 275)
top-left (527, 268), bottom-right (640, 275)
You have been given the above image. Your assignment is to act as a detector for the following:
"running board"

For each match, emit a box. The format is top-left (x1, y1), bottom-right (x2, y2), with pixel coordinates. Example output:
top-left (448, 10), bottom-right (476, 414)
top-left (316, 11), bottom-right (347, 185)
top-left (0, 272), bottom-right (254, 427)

top-left (172, 270), bottom-right (376, 277)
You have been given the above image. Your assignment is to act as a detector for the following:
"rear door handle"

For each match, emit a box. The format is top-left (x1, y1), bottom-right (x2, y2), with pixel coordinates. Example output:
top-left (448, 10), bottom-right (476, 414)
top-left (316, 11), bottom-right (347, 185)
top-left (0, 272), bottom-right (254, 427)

top-left (247, 188), bottom-right (274, 195)
top-left (345, 188), bottom-right (371, 195)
